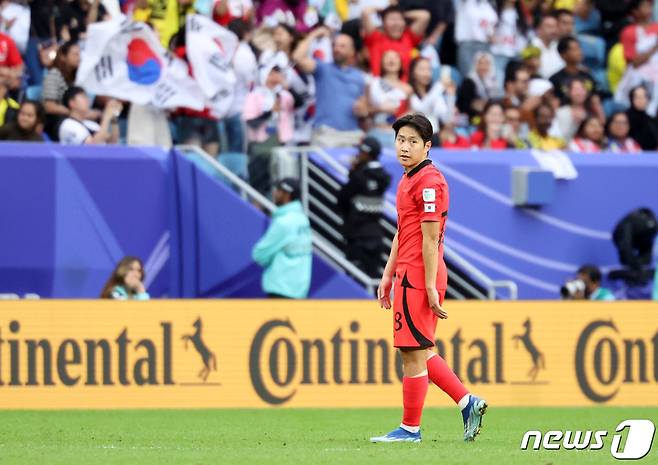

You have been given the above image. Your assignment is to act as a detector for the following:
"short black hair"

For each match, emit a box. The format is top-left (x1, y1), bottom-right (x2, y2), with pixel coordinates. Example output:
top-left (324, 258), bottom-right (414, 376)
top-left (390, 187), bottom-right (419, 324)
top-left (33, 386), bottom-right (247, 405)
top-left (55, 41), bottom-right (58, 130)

top-left (380, 5), bottom-right (404, 20)
top-left (577, 265), bottom-right (602, 284)
top-left (62, 86), bottom-right (86, 108)
top-left (392, 113), bottom-right (433, 144)
top-left (557, 36), bottom-right (578, 56)
top-left (554, 8), bottom-right (573, 19)
top-left (504, 61), bottom-right (527, 86)
top-left (228, 19), bottom-right (249, 41)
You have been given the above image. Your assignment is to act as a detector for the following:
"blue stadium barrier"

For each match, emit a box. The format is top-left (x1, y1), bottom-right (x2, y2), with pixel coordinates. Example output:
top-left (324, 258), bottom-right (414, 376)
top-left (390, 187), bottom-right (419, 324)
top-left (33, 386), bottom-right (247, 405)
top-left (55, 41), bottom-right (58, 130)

top-left (0, 143), bottom-right (369, 299)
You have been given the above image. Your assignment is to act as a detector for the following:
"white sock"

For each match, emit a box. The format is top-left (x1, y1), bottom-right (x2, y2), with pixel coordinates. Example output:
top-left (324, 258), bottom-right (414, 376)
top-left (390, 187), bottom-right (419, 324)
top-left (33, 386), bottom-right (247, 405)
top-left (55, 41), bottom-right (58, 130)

top-left (400, 423), bottom-right (420, 433)
top-left (410, 369), bottom-right (428, 378)
top-left (458, 394), bottom-right (470, 410)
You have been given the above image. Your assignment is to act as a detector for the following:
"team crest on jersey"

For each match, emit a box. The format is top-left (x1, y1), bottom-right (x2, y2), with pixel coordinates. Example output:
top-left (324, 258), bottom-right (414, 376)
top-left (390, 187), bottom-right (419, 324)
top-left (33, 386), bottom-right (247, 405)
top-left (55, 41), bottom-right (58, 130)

top-left (422, 189), bottom-right (436, 202)
top-left (424, 203), bottom-right (436, 212)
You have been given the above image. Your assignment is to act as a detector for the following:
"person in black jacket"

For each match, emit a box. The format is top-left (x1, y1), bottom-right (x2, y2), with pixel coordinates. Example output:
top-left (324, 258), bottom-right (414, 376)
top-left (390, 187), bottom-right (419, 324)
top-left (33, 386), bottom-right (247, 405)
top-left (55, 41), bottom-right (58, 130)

top-left (337, 137), bottom-right (392, 279)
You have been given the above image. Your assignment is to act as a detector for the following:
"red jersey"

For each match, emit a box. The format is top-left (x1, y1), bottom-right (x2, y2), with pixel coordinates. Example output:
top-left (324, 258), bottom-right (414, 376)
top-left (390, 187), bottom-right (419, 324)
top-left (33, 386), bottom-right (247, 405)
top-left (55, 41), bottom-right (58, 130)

top-left (395, 159), bottom-right (449, 290)
top-left (364, 29), bottom-right (422, 79)
top-left (0, 33), bottom-right (22, 68)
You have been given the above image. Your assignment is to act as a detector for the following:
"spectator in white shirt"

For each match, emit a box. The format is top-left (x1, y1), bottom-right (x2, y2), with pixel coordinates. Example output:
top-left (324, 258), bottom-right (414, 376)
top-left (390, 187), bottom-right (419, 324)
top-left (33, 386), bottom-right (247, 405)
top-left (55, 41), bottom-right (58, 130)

top-left (491, 0), bottom-right (529, 83)
top-left (409, 56), bottom-right (456, 136)
top-left (368, 49), bottom-right (412, 147)
top-left (225, 18), bottom-right (258, 153)
top-left (58, 86), bottom-right (122, 145)
top-left (455, 0), bottom-right (498, 75)
top-left (532, 14), bottom-right (565, 79)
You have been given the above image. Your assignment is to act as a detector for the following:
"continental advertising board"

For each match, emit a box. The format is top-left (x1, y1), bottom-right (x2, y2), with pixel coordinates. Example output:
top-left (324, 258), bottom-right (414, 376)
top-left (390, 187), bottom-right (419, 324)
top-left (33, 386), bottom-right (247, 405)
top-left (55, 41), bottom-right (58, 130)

top-left (0, 300), bottom-right (656, 408)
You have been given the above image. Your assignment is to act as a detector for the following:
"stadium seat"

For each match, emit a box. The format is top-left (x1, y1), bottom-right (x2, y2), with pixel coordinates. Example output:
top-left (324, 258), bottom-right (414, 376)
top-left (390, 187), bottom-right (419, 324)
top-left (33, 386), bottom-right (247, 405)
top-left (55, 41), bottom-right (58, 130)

top-left (591, 68), bottom-right (609, 93)
top-left (218, 152), bottom-right (249, 183)
top-left (578, 34), bottom-right (606, 70)
top-left (25, 85), bottom-right (42, 101)
top-left (575, 9), bottom-right (601, 35)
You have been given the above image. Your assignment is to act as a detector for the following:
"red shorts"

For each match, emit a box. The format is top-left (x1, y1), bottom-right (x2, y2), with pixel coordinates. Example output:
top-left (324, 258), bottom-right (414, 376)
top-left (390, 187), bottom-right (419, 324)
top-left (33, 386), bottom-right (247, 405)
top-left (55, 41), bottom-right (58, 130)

top-left (392, 268), bottom-right (445, 349)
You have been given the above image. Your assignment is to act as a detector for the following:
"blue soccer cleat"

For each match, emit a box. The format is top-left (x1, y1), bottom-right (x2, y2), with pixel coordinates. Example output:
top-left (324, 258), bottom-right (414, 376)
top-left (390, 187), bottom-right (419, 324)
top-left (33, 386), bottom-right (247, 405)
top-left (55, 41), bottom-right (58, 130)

top-left (370, 427), bottom-right (422, 443)
top-left (462, 395), bottom-right (488, 441)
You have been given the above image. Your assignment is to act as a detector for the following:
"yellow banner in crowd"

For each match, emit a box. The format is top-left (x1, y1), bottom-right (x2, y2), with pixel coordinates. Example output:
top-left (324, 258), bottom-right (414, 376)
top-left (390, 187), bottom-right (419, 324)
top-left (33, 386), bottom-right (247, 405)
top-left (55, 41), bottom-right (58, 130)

top-left (0, 300), bottom-right (656, 409)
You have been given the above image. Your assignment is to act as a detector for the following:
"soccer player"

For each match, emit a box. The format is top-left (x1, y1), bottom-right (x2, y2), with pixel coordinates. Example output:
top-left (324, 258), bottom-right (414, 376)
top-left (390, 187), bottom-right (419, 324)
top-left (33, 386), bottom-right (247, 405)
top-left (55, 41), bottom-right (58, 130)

top-left (370, 113), bottom-right (487, 443)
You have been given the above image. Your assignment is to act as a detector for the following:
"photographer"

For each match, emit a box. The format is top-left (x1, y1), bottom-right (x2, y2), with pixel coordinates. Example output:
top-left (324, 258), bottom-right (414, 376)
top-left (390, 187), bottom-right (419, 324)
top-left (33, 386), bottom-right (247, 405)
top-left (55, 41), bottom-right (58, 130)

top-left (561, 265), bottom-right (615, 301)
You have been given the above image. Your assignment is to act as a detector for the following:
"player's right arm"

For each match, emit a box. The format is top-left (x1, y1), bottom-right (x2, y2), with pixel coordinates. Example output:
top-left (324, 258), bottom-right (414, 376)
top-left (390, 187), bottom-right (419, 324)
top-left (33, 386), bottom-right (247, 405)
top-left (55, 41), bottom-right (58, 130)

top-left (378, 232), bottom-right (398, 309)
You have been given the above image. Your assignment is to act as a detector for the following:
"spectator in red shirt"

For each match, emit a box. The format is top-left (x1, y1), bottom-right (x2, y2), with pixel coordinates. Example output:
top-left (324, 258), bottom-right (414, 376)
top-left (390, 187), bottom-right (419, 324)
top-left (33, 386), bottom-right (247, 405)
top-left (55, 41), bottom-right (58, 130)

top-left (0, 32), bottom-right (23, 90)
top-left (470, 100), bottom-right (512, 149)
top-left (362, 5), bottom-right (430, 78)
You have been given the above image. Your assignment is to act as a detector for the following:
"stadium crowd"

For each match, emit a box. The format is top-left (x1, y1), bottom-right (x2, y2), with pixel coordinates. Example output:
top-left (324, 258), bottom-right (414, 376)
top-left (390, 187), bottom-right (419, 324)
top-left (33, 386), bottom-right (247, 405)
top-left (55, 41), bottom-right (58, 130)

top-left (1, 0), bottom-right (658, 154)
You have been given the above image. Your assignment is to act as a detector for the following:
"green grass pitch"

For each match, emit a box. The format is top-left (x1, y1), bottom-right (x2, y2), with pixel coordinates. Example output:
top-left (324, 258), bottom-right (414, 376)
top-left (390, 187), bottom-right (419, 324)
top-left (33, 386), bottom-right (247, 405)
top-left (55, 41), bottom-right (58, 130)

top-left (1, 407), bottom-right (656, 464)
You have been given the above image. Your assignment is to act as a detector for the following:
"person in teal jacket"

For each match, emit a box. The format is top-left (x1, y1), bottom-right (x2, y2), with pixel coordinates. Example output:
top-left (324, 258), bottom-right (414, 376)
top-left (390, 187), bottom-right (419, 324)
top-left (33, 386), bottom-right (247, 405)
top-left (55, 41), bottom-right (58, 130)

top-left (252, 178), bottom-right (313, 299)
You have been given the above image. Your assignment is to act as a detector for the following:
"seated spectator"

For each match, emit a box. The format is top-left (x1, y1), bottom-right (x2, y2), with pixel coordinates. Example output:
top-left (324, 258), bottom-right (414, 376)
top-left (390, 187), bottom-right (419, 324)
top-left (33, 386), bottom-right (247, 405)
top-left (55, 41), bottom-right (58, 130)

top-left (409, 57), bottom-right (456, 136)
top-left (243, 65), bottom-right (294, 195)
top-left (550, 36), bottom-right (598, 105)
top-left (502, 62), bottom-right (531, 108)
top-left (368, 50), bottom-right (412, 147)
top-left (0, 77), bottom-right (18, 126)
top-left (42, 41), bottom-right (94, 137)
top-left (0, 100), bottom-right (45, 141)
top-left (626, 85), bottom-right (658, 150)
top-left (454, 0), bottom-right (498, 75)
top-left (555, 77), bottom-right (603, 142)
top-left (568, 115), bottom-right (605, 153)
top-left (361, 5), bottom-right (430, 78)
top-left (100, 256), bottom-right (150, 300)
top-left (531, 14), bottom-right (565, 78)
top-left (528, 103), bottom-right (566, 150)
top-left (457, 52), bottom-right (500, 123)
top-left (470, 100), bottom-right (511, 149)
top-left (293, 26), bottom-right (368, 147)
top-left (337, 136), bottom-right (391, 279)
top-left (0, 31), bottom-right (23, 91)
top-left (252, 178), bottom-right (312, 299)
top-left (439, 122), bottom-right (470, 148)
top-left (491, 0), bottom-right (530, 82)
top-left (58, 86), bottom-right (122, 145)
top-left (555, 8), bottom-right (576, 39)
top-left (605, 111), bottom-right (642, 153)
top-left (503, 105), bottom-right (530, 148)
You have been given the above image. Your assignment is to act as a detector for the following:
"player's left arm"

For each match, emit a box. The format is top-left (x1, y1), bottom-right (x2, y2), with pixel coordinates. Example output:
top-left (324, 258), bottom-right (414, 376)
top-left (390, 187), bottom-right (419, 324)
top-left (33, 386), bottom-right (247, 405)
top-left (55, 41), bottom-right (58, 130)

top-left (421, 222), bottom-right (447, 319)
